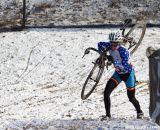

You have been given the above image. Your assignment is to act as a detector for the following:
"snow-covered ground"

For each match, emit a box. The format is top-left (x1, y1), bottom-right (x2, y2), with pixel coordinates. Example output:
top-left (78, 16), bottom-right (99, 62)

top-left (0, 28), bottom-right (160, 129)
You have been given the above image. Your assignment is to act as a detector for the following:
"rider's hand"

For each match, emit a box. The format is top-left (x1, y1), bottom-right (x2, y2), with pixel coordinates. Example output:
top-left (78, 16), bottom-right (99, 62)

top-left (107, 55), bottom-right (113, 62)
top-left (107, 61), bottom-right (112, 66)
top-left (96, 58), bottom-right (101, 64)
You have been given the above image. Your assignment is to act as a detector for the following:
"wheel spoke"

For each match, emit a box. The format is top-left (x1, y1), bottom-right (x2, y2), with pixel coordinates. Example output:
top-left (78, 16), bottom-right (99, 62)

top-left (81, 63), bottom-right (104, 100)
top-left (90, 77), bottom-right (97, 82)
top-left (122, 23), bottom-right (146, 55)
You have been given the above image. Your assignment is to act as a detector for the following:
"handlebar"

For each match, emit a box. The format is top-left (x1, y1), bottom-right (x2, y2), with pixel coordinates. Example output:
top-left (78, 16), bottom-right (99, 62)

top-left (85, 47), bottom-right (100, 54)
top-left (82, 47), bottom-right (113, 70)
top-left (82, 47), bottom-right (106, 58)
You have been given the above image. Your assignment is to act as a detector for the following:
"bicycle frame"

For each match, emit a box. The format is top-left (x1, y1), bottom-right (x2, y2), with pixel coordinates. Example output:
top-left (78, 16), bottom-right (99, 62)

top-left (81, 19), bottom-right (146, 100)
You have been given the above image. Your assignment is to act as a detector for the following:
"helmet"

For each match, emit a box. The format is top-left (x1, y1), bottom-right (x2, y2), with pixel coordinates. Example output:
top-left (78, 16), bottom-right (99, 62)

top-left (109, 32), bottom-right (122, 43)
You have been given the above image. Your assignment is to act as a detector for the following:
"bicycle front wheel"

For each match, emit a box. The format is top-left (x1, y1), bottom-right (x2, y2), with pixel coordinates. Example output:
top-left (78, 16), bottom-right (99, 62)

top-left (123, 22), bottom-right (146, 55)
top-left (81, 62), bottom-right (104, 100)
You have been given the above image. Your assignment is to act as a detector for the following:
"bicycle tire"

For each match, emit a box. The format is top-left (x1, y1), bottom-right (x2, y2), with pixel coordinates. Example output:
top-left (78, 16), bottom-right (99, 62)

top-left (123, 23), bottom-right (146, 55)
top-left (81, 62), bottom-right (104, 100)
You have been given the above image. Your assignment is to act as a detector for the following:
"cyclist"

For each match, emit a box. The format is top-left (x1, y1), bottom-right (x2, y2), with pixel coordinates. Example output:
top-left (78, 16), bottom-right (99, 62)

top-left (98, 32), bottom-right (144, 121)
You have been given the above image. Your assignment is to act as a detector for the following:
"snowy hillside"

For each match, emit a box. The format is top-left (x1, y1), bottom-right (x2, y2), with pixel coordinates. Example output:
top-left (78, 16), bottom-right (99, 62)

top-left (0, 27), bottom-right (160, 129)
top-left (0, 0), bottom-right (160, 28)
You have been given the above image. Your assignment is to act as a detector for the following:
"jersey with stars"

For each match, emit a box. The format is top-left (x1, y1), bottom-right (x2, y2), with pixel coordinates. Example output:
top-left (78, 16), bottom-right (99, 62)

top-left (98, 42), bottom-right (133, 74)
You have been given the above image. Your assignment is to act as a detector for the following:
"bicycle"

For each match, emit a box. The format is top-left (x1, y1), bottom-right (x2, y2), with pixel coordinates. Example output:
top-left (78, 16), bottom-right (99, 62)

top-left (81, 19), bottom-right (146, 100)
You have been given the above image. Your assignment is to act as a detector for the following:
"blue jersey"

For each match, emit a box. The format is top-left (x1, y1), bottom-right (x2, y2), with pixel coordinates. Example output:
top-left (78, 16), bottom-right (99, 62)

top-left (98, 42), bottom-right (133, 74)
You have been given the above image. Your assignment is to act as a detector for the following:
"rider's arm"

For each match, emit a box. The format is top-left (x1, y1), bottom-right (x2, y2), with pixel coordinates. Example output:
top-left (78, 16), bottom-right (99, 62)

top-left (119, 47), bottom-right (132, 72)
top-left (98, 42), bottom-right (111, 53)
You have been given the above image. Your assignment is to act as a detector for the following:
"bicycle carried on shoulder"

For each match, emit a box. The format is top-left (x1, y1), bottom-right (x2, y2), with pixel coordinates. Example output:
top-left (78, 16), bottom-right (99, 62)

top-left (81, 19), bottom-right (146, 100)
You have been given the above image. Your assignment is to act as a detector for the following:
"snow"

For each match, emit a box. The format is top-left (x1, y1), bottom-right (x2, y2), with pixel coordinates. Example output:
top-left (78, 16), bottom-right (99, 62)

top-left (0, 27), bottom-right (160, 129)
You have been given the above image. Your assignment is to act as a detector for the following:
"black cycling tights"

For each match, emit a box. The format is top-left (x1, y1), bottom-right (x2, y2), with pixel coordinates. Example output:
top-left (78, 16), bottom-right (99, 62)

top-left (104, 79), bottom-right (143, 117)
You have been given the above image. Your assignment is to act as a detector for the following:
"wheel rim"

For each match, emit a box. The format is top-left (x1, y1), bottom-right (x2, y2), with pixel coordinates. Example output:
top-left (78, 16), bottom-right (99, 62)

top-left (123, 23), bottom-right (146, 55)
top-left (81, 62), bottom-right (104, 100)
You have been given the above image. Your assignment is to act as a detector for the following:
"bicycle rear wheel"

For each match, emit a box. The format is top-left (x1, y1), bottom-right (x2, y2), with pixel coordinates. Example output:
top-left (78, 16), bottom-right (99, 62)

top-left (123, 23), bottom-right (146, 55)
top-left (81, 61), bottom-right (104, 100)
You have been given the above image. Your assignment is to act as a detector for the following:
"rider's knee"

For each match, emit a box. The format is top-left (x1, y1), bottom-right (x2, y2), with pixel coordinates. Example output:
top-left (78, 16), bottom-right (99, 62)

top-left (127, 89), bottom-right (136, 102)
top-left (107, 79), bottom-right (117, 88)
top-left (104, 79), bottom-right (117, 96)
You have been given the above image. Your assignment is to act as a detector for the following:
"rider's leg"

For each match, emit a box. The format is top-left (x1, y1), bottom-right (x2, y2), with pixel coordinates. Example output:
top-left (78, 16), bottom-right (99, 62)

top-left (125, 70), bottom-right (143, 114)
top-left (127, 88), bottom-right (143, 113)
top-left (104, 72), bottom-right (121, 117)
